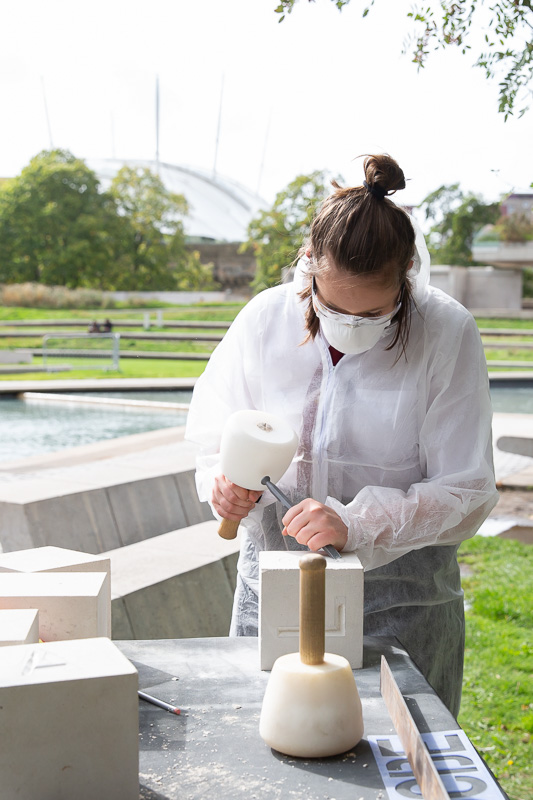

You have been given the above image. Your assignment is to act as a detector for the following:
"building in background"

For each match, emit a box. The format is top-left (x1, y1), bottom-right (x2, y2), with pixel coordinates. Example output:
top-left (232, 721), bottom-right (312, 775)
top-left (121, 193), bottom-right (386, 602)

top-left (472, 191), bottom-right (533, 273)
top-left (89, 158), bottom-right (266, 288)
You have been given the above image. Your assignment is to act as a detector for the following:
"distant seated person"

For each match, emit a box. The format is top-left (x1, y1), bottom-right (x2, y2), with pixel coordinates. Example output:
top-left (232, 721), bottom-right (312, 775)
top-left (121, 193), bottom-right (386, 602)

top-left (101, 318), bottom-right (113, 332)
top-left (88, 320), bottom-right (100, 334)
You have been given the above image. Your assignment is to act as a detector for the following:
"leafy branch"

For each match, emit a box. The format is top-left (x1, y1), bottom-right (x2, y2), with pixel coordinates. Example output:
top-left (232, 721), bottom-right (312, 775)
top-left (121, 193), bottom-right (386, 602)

top-left (274, 0), bottom-right (533, 118)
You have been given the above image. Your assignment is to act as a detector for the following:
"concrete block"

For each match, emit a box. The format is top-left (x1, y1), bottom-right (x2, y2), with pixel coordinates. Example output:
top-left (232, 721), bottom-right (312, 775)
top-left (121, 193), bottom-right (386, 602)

top-left (0, 545), bottom-right (112, 636)
top-left (111, 596), bottom-right (135, 639)
top-left (259, 551), bottom-right (364, 671)
top-left (106, 475), bottom-right (187, 546)
top-left (0, 572), bottom-right (109, 641)
top-left (174, 470), bottom-right (215, 526)
top-left (25, 489), bottom-right (121, 553)
top-left (0, 637), bottom-right (138, 800)
top-left (0, 439), bottom-right (213, 555)
top-left (0, 503), bottom-right (34, 552)
top-left (0, 609), bottom-right (39, 647)
top-left (0, 488), bottom-right (121, 555)
top-left (122, 560), bottom-right (236, 639)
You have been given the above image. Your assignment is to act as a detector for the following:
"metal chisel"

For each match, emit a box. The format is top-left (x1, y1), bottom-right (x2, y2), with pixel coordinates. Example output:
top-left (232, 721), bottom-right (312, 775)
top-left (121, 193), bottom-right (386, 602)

top-left (261, 476), bottom-right (342, 559)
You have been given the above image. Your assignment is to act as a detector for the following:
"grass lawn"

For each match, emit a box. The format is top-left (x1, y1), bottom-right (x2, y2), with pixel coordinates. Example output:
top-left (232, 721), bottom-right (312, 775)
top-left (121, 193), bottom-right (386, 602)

top-left (476, 318), bottom-right (533, 330)
top-left (458, 536), bottom-right (533, 800)
top-left (0, 305), bottom-right (245, 322)
top-left (0, 306), bottom-right (532, 381)
top-left (0, 358), bottom-right (208, 381)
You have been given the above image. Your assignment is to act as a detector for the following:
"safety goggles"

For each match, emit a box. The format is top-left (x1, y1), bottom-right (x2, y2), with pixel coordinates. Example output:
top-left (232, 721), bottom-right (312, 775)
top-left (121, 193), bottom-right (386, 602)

top-left (311, 278), bottom-right (401, 328)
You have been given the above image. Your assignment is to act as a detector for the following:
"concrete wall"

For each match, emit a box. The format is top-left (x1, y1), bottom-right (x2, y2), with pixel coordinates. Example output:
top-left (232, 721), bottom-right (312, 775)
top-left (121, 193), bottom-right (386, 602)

top-left (109, 522), bottom-right (239, 639)
top-left (188, 242), bottom-right (257, 288)
top-left (104, 289), bottom-right (249, 304)
top-left (0, 469), bottom-right (213, 555)
top-left (430, 266), bottom-right (523, 311)
top-left (472, 240), bottom-right (533, 267)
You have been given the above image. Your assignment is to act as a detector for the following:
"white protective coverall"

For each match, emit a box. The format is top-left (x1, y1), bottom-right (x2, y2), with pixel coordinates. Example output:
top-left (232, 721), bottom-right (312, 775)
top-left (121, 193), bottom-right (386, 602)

top-left (185, 225), bottom-right (498, 717)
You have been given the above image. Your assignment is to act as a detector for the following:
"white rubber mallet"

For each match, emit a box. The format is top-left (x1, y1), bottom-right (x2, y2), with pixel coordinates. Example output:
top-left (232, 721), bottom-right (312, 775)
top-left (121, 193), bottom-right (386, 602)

top-left (217, 409), bottom-right (299, 542)
top-left (217, 410), bottom-right (341, 559)
top-left (259, 553), bottom-right (363, 757)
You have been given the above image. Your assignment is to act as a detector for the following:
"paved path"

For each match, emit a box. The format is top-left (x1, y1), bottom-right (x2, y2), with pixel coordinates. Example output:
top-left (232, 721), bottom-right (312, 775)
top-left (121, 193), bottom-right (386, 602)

top-left (492, 412), bottom-right (533, 487)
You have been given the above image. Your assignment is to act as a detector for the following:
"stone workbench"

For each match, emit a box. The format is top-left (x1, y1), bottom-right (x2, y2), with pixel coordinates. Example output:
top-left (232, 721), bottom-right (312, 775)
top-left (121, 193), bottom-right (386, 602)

top-left (117, 636), bottom-right (506, 800)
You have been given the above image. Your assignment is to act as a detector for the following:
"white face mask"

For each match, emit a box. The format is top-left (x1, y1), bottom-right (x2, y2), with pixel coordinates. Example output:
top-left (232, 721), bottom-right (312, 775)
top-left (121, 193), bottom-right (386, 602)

top-left (319, 315), bottom-right (395, 354)
top-left (312, 278), bottom-right (401, 355)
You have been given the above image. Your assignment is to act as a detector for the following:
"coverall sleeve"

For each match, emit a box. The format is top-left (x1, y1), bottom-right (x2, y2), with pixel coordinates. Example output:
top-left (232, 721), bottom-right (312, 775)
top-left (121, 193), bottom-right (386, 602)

top-left (185, 301), bottom-right (270, 522)
top-left (326, 315), bottom-right (499, 570)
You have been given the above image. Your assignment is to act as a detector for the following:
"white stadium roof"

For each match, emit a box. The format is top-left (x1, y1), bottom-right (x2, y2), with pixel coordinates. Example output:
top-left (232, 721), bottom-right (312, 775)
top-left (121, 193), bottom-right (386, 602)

top-left (88, 158), bottom-right (267, 243)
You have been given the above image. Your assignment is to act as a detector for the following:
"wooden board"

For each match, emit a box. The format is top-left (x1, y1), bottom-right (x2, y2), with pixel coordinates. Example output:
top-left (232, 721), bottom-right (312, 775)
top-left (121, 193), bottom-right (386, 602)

top-left (380, 655), bottom-right (449, 800)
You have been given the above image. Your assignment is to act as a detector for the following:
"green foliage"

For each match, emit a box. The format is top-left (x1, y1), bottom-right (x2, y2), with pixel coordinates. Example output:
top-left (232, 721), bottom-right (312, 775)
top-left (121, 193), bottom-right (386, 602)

top-left (274, 0), bottom-right (351, 23)
top-left (176, 250), bottom-right (217, 291)
top-left (274, 0), bottom-right (533, 118)
top-left (0, 150), bottom-right (127, 289)
top-left (243, 170), bottom-right (331, 292)
top-left (420, 183), bottom-right (500, 265)
top-left (0, 152), bottom-right (217, 293)
top-left (109, 166), bottom-right (216, 291)
top-left (523, 267), bottom-right (533, 298)
top-left (496, 212), bottom-right (533, 242)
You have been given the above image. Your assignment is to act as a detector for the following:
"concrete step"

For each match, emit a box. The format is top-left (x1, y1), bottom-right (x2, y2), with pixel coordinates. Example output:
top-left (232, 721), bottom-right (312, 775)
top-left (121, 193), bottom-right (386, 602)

top-left (108, 521), bottom-right (240, 640)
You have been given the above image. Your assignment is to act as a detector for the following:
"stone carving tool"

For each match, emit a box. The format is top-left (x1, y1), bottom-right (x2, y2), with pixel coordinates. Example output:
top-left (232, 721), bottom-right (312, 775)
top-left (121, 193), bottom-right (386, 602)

top-left (218, 410), bottom-right (341, 559)
top-left (260, 476), bottom-right (341, 559)
top-left (259, 553), bottom-right (363, 757)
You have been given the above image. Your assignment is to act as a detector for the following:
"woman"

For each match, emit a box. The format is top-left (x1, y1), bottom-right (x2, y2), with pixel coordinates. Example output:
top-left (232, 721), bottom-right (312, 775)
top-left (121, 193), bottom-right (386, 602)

top-left (185, 154), bottom-right (498, 717)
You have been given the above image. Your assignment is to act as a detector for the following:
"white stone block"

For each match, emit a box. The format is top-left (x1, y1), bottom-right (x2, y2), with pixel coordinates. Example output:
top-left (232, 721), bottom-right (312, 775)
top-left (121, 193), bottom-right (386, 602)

top-left (259, 551), bottom-right (364, 671)
top-left (0, 572), bottom-right (109, 641)
top-left (0, 637), bottom-right (138, 800)
top-left (0, 546), bottom-right (112, 636)
top-left (0, 609), bottom-right (39, 647)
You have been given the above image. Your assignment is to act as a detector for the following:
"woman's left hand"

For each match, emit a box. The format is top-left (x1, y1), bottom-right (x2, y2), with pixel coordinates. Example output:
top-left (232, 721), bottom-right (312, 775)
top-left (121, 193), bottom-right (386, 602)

top-left (282, 499), bottom-right (348, 552)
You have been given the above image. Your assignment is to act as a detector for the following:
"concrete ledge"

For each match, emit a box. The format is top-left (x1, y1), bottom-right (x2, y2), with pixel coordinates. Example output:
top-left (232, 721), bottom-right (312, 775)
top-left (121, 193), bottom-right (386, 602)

top-left (0, 350), bottom-right (32, 364)
top-left (108, 521), bottom-right (240, 640)
top-left (498, 435), bottom-right (533, 459)
top-left (0, 437), bottom-right (214, 554)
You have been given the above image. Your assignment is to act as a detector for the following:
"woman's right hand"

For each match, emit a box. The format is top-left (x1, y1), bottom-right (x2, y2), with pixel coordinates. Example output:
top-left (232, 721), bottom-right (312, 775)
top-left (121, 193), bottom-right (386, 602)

top-left (212, 474), bottom-right (263, 521)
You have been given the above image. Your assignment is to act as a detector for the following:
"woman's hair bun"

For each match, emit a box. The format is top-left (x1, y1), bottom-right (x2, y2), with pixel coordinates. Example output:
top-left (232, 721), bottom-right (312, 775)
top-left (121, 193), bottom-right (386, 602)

top-left (363, 154), bottom-right (406, 196)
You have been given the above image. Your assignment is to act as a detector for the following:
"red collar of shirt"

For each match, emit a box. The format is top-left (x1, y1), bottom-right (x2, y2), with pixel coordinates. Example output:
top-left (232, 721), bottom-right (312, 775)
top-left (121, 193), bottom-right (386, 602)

top-left (329, 346), bottom-right (345, 366)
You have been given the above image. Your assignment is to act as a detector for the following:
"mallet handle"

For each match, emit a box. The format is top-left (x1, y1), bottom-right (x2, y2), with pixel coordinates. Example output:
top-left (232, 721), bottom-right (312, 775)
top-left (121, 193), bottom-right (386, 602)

top-left (218, 518), bottom-right (239, 540)
top-left (299, 553), bottom-right (326, 665)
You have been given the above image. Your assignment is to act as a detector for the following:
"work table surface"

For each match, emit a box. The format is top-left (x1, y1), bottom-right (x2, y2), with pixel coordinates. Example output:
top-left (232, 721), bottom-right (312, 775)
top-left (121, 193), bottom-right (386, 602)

top-left (116, 636), bottom-right (461, 800)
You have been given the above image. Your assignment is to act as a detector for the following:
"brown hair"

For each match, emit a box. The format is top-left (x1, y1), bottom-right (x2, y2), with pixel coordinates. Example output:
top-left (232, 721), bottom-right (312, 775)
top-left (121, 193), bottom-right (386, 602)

top-left (299, 154), bottom-right (417, 358)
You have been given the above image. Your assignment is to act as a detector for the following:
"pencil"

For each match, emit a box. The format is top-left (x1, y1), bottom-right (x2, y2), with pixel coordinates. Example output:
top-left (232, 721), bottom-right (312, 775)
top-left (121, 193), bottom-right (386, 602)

top-left (138, 690), bottom-right (181, 715)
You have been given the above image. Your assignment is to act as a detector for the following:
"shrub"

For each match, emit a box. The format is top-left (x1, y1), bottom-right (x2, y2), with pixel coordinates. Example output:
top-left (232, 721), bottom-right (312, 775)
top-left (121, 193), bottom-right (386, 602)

top-left (0, 283), bottom-right (116, 309)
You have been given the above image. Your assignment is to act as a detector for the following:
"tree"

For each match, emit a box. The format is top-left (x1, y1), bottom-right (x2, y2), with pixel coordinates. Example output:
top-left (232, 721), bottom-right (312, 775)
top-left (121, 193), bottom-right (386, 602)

top-left (109, 166), bottom-right (189, 290)
top-left (420, 183), bottom-right (501, 265)
top-left (109, 166), bottom-right (217, 291)
top-left (274, 1), bottom-right (533, 118)
top-left (243, 170), bottom-right (332, 292)
top-left (0, 149), bottom-right (127, 288)
top-left (176, 249), bottom-right (218, 291)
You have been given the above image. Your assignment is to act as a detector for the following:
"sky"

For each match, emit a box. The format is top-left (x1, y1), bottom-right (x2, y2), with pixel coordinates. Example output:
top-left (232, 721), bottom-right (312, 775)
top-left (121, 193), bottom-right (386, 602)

top-left (1, 0), bottom-right (532, 216)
